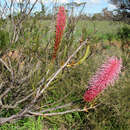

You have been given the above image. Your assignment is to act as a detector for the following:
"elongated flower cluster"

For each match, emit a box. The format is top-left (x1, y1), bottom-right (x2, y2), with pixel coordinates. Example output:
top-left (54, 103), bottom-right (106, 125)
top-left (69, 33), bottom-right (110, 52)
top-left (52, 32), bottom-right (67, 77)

top-left (52, 6), bottom-right (66, 60)
top-left (84, 56), bottom-right (122, 102)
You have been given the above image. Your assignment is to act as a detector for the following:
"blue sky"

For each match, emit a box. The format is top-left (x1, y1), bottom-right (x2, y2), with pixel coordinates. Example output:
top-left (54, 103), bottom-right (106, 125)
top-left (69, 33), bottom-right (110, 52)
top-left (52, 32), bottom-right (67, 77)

top-left (43, 0), bottom-right (116, 15)
top-left (0, 0), bottom-right (116, 15)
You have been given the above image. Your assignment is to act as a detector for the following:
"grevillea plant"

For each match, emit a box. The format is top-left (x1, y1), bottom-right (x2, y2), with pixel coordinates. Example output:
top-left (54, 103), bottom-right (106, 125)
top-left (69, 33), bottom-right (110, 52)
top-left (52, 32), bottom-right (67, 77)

top-left (84, 56), bottom-right (122, 102)
top-left (52, 6), bottom-right (66, 60)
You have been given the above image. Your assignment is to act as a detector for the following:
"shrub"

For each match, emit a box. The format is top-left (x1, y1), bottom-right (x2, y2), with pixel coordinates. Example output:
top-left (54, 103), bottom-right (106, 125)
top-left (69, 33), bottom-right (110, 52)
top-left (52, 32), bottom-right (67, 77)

top-left (0, 30), bottom-right (9, 49)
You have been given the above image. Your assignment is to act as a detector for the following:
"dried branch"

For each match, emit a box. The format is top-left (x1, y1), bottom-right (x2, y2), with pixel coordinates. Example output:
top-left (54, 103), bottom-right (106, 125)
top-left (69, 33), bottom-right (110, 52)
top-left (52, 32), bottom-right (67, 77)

top-left (39, 39), bottom-right (88, 95)
top-left (28, 108), bottom-right (85, 117)
top-left (0, 82), bottom-right (6, 90)
top-left (44, 109), bottom-right (85, 116)
top-left (27, 39), bottom-right (88, 112)
top-left (41, 90), bottom-right (73, 108)
top-left (28, 102), bottom-right (101, 117)
top-left (0, 86), bottom-right (14, 99)
top-left (0, 115), bottom-right (18, 125)
top-left (0, 92), bottom-right (33, 109)
top-left (0, 58), bottom-right (12, 73)
top-left (19, 61), bottom-right (41, 84)
top-left (0, 40), bottom-right (88, 125)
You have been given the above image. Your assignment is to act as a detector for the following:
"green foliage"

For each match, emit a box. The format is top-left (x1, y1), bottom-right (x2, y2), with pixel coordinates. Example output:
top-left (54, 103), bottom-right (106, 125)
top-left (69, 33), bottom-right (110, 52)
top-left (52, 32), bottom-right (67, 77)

top-left (0, 117), bottom-right (43, 130)
top-left (116, 25), bottom-right (130, 51)
top-left (0, 30), bottom-right (9, 49)
top-left (117, 25), bottom-right (130, 41)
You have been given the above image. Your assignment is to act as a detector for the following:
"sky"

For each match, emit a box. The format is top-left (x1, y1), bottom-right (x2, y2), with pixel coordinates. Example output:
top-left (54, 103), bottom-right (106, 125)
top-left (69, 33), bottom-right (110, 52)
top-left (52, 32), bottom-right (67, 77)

top-left (40, 0), bottom-right (116, 15)
top-left (44, 0), bottom-right (116, 15)
top-left (0, 0), bottom-right (117, 15)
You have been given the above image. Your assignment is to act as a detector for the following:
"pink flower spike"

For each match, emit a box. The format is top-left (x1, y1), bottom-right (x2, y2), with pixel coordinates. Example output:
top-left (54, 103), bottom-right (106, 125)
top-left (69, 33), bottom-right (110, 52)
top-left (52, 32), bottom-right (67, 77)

top-left (83, 56), bottom-right (122, 102)
top-left (52, 6), bottom-right (66, 60)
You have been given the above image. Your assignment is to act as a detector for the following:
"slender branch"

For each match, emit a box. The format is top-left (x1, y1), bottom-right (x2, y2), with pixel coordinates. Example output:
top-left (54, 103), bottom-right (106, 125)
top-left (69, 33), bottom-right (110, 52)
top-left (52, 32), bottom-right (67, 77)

top-left (44, 109), bottom-right (85, 116)
top-left (0, 86), bottom-right (14, 99)
top-left (40, 103), bottom-right (72, 113)
top-left (14, 92), bottom-right (34, 106)
top-left (39, 39), bottom-right (88, 95)
top-left (0, 115), bottom-right (18, 125)
top-left (19, 61), bottom-right (41, 84)
top-left (28, 108), bottom-right (85, 117)
top-left (0, 40), bottom-right (88, 125)
top-left (0, 92), bottom-right (33, 109)
top-left (0, 58), bottom-right (12, 73)
top-left (41, 90), bottom-right (73, 108)
top-left (7, 57), bottom-right (14, 81)
top-left (0, 82), bottom-right (6, 90)
top-left (28, 103), bottom-right (101, 117)
top-left (28, 0), bottom-right (39, 15)
top-left (1, 105), bottom-right (17, 109)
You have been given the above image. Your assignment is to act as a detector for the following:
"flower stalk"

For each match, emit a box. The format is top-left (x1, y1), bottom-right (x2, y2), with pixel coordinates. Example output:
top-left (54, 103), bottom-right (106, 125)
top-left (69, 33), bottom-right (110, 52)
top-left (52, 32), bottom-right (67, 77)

top-left (52, 6), bottom-right (66, 61)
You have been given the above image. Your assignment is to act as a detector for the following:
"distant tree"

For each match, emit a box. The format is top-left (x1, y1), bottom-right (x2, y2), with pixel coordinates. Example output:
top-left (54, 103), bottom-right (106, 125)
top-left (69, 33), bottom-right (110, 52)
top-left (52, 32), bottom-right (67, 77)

top-left (109, 0), bottom-right (130, 10)
top-left (33, 1), bottom-right (46, 19)
top-left (40, 1), bottom-right (46, 17)
top-left (109, 0), bottom-right (130, 22)
top-left (92, 13), bottom-right (103, 20)
top-left (80, 14), bottom-right (91, 20)
top-left (102, 8), bottom-right (113, 20)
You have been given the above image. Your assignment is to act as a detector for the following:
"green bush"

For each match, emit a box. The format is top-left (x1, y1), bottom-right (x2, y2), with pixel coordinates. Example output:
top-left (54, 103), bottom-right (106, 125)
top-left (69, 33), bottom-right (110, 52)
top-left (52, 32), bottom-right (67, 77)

top-left (0, 30), bottom-right (9, 49)
top-left (117, 26), bottom-right (130, 41)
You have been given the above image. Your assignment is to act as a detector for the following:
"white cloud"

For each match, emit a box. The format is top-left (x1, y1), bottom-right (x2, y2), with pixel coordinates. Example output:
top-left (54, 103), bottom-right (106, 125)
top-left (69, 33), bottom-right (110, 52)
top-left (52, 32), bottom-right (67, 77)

top-left (90, 0), bottom-right (101, 4)
top-left (104, 0), bottom-right (109, 2)
top-left (50, 0), bottom-right (68, 3)
top-left (73, 0), bottom-right (84, 4)
top-left (108, 4), bottom-right (116, 10)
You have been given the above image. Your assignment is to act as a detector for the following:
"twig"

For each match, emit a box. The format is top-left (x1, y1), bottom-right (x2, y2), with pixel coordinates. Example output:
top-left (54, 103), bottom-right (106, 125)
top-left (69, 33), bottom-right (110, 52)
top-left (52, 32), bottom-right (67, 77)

top-left (39, 39), bottom-right (88, 95)
top-left (44, 109), bottom-right (85, 116)
top-left (28, 103), bottom-right (101, 117)
top-left (29, 108), bottom-right (85, 117)
top-left (0, 86), bottom-right (14, 99)
top-left (0, 92), bottom-right (33, 109)
top-left (0, 40), bottom-right (88, 125)
top-left (40, 103), bottom-right (72, 113)
top-left (0, 58), bottom-right (12, 73)
top-left (7, 57), bottom-right (14, 80)
top-left (0, 115), bottom-right (18, 125)
top-left (41, 90), bottom-right (73, 108)
top-left (0, 82), bottom-right (6, 90)
top-left (28, 103), bottom-right (72, 116)
top-left (19, 61), bottom-right (41, 84)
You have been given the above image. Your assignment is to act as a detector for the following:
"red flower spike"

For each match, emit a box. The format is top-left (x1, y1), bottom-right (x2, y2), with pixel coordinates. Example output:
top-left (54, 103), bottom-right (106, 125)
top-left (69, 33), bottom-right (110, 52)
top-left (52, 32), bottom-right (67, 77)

top-left (52, 6), bottom-right (66, 60)
top-left (83, 56), bottom-right (122, 102)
